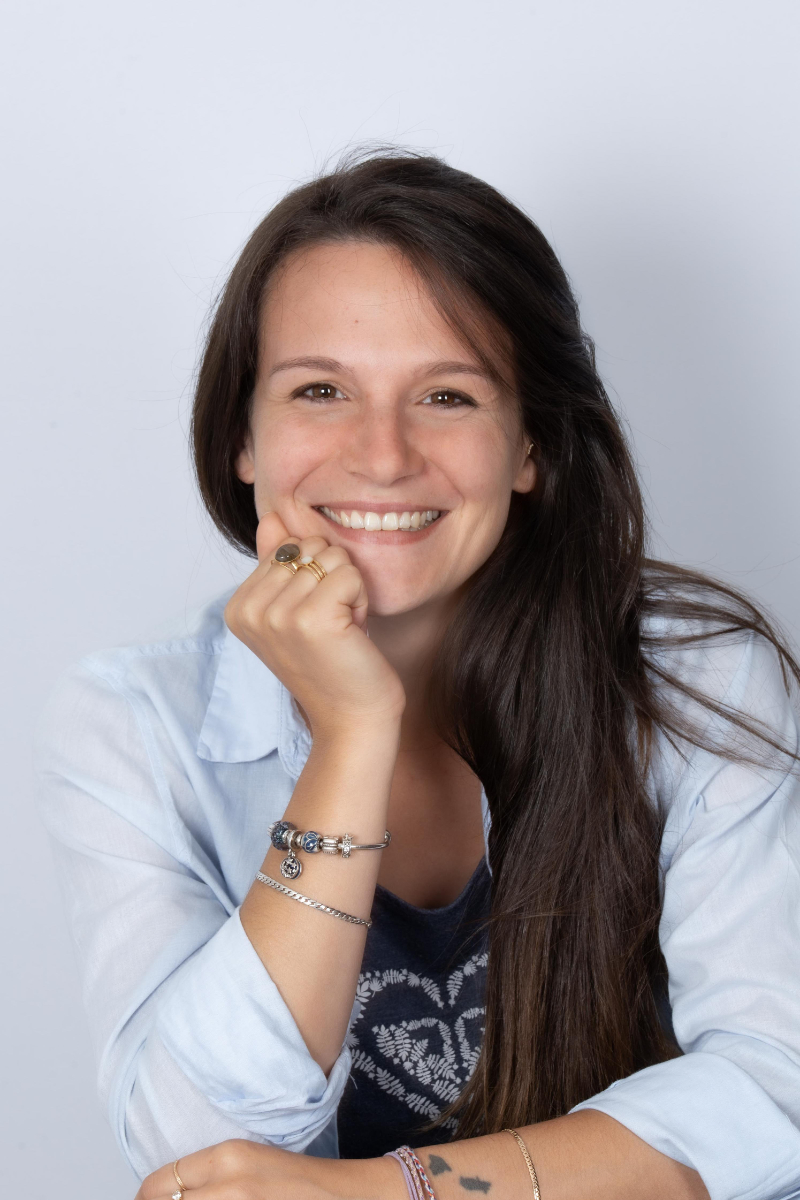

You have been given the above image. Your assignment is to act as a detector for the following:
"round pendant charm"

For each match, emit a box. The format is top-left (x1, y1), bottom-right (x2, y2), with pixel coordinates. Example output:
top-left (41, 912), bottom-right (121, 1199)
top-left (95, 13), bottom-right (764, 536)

top-left (274, 543), bottom-right (301, 563)
top-left (280, 853), bottom-right (302, 880)
top-left (300, 829), bottom-right (321, 854)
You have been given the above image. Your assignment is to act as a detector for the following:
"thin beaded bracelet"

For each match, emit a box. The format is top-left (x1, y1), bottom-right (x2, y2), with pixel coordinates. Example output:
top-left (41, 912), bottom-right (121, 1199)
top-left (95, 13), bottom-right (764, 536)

top-left (385, 1147), bottom-right (437, 1200)
top-left (385, 1150), bottom-right (423, 1200)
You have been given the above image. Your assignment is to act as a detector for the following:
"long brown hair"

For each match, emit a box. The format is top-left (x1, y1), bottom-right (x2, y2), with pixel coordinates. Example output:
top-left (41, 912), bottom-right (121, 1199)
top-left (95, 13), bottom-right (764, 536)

top-left (191, 150), bottom-right (800, 1135)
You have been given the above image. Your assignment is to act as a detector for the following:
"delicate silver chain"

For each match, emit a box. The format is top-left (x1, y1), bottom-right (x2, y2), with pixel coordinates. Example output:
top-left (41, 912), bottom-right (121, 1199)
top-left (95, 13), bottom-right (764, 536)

top-left (255, 872), bottom-right (372, 928)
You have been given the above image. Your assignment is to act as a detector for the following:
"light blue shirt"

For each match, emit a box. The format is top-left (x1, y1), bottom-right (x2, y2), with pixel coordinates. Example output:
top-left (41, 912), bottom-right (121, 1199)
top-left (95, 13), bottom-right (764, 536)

top-left (34, 592), bottom-right (800, 1197)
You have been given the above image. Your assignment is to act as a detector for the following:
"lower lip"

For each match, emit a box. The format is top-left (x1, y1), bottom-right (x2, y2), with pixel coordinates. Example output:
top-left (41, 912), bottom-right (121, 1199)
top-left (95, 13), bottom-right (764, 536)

top-left (315, 510), bottom-right (447, 544)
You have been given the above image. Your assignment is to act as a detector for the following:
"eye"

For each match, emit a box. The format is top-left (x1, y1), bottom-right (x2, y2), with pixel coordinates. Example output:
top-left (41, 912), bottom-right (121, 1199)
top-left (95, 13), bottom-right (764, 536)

top-left (297, 382), bottom-right (346, 402)
top-left (422, 389), bottom-right (476, 409)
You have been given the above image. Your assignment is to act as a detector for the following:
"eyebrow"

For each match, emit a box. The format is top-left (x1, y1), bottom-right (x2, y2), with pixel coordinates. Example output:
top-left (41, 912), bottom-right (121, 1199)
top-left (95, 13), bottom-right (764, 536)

top-left (267, 355), bottom-right (494, 381)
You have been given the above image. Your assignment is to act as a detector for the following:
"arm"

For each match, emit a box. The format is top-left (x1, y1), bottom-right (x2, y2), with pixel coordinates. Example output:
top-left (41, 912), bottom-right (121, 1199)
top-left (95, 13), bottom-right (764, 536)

top-left (227, 511), bottom-right (407, 1074)
top-left (137, 1110), bottom-right (707, 1199)
top-left (36, 513), bottom-right (406, 1178)
top-left (139, 636), bottom-right (800, 1199)
top-left (34, 660), bottom-right (355, 1177)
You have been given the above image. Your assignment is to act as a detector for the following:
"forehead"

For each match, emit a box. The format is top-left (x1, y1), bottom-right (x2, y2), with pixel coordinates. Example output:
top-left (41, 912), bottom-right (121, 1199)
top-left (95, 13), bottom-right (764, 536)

top-left (259, 240), bottom-right (484, 371)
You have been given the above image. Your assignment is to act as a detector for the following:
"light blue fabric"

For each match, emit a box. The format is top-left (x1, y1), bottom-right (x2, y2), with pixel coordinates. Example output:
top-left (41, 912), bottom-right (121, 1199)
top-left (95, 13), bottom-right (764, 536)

top-left (34, 592), bottom-right (800, 1197)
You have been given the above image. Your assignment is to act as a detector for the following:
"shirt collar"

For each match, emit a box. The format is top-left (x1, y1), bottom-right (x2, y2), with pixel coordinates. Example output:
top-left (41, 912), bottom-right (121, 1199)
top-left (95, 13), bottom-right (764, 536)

top-left (196, 625), bottom-right (312, 777)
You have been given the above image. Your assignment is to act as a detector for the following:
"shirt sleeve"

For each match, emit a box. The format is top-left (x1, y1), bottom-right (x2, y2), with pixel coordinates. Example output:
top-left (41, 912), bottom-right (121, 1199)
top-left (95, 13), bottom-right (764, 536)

top-left (570, 634), bottom-right (800, 1200)
top-left (34, 660), bottom-right (349, 1180)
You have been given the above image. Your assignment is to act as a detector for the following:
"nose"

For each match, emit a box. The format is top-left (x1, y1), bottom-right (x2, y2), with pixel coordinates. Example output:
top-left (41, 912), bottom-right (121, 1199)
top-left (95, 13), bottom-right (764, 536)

top-left (340, 404), bottom-right (425, 487)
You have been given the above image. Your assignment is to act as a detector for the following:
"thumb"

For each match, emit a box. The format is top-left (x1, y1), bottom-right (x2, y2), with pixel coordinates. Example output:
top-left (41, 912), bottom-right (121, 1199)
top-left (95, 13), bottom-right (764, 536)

top-left (255, 511), bottom-right (293, 564)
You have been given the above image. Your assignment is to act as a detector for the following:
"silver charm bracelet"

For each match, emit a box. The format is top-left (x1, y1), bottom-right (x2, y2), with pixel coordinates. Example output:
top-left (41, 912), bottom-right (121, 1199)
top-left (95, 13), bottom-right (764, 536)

top-left (255, 872), bottom-right (372, 928)
top-left (268, 821), bottom-right (391, 881)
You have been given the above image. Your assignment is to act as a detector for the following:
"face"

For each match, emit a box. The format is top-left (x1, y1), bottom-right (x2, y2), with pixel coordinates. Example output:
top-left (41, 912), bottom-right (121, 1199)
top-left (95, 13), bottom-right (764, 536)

top-left (236, 240), bottom-right (535, 618)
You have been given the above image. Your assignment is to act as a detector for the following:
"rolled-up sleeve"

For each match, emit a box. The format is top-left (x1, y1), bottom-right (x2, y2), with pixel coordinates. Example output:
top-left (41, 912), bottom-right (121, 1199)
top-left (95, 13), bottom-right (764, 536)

top-left (571, 634), bottom-right (800, 1200)
top-left (34, 660), bottom-right (348, 1179)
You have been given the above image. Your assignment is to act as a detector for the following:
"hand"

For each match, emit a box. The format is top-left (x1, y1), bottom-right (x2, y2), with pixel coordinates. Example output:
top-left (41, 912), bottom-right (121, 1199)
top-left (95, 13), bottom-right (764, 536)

top-left (224, 513), bottom-right (405, 740)
top-left (135, 1138), bottom-right (405, 1200)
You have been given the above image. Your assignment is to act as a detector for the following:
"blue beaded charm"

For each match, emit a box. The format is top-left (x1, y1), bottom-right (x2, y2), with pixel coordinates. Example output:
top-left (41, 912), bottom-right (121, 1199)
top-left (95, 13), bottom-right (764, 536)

top-left (271, 820), bottom-right (295, 850)
top-left (300, 830), bottom-right (321, 854)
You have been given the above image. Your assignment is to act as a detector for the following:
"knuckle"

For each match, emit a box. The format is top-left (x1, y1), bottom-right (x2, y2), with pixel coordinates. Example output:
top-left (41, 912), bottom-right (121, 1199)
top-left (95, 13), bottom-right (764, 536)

top-left (321, 546), bottom-right (350, 569)
top-left (213, 1139), bottom-right (248, 1172)
top-left (223, 598), bottom-right (240, 631)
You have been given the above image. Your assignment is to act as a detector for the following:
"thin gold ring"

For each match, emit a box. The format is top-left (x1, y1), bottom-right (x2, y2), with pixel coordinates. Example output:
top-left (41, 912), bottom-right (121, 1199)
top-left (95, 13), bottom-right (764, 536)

top-left (299, 557), bottom-right (326, 582)
top-left (272, 559), bottom-right (299, 574)
top-left (172, 1159), bottom-right (187, 1197)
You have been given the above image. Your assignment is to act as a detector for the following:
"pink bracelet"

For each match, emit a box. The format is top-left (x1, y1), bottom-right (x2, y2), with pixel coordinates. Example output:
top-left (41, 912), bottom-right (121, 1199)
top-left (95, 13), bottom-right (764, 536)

top-left (385, 1150), bottom-right (422, 1200)
top-left (385, 1146), bottom-right (438, 1200)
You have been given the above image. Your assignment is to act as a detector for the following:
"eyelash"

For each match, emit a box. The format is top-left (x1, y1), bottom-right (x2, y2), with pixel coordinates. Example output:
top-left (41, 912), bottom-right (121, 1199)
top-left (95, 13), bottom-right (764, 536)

top-left (295, 383), bottom-right (477, 408)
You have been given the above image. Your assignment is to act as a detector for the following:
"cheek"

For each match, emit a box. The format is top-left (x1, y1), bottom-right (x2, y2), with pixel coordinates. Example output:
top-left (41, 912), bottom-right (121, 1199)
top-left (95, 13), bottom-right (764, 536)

top-left (251, 420), bottom-right (326, 500)
top-left (448, 434), bottom-right (517, 511)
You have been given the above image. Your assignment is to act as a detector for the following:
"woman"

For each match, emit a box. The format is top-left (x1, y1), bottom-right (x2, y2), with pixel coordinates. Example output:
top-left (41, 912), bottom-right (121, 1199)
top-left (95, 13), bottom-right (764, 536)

top-left (36, 152), bottom-right (800, 1200)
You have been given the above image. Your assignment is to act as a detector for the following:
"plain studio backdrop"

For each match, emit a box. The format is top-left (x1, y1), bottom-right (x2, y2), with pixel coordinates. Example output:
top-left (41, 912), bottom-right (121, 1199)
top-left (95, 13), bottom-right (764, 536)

top-left (1, 1), bottom-right (798, 1195)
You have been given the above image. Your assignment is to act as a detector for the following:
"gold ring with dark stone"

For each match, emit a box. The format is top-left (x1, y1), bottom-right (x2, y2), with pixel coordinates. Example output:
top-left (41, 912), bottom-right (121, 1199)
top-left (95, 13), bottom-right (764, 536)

top-left (271, 543), bottom-right (301, 573)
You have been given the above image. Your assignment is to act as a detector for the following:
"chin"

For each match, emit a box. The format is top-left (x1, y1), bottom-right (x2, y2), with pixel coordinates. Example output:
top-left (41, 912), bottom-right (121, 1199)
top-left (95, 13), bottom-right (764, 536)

top-left (365, 583), bottom-right (433, 619)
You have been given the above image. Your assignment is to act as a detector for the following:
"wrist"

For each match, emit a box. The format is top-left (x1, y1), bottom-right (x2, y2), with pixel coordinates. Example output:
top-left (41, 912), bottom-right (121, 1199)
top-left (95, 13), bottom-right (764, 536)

top-left (330, 1155), bottom-right (408, 1200)
top-left (310, 719), bottom-right (402, 758)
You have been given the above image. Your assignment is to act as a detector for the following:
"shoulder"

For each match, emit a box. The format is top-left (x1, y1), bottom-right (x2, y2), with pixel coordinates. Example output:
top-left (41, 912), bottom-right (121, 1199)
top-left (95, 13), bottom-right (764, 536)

top-left (35, 591), bottom-right (234, 761)
top-left (642, 607), bottom-right (799, 834)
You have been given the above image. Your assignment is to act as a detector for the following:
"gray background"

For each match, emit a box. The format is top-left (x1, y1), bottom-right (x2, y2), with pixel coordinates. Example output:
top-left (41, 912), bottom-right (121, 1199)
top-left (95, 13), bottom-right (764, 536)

top-left (1, 0), bottom-right (798, 1195)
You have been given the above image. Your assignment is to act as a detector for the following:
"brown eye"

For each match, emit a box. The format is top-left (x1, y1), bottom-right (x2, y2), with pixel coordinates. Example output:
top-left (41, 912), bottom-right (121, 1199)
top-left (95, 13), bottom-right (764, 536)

top-left (302, 383), bottom-right (344, 401)
top-left (423, 389), bottom-right (474, 408)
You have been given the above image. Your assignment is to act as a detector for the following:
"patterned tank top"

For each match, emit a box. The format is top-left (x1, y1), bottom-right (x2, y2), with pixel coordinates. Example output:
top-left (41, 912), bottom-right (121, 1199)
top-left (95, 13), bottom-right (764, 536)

top-left (336, 857), bottom-right (491, 1158)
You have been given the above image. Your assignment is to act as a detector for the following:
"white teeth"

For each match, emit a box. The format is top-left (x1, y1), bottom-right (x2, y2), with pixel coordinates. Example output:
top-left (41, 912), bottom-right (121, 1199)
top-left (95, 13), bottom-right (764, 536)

top-left (320, 506), bottom-right (443, 530)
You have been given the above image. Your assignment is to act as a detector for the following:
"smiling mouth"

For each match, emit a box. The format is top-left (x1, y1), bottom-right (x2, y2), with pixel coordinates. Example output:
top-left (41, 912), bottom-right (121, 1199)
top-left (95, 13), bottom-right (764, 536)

top-left (314, 505), bottom-right (444, 531)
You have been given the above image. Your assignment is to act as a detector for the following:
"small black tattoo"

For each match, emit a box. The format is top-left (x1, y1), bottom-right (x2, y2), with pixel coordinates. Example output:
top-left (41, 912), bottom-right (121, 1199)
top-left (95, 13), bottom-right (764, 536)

top-left (428, 1154), bottom-right (452, 1176)
top-left (459, 1176), bottom-right (492, 1193)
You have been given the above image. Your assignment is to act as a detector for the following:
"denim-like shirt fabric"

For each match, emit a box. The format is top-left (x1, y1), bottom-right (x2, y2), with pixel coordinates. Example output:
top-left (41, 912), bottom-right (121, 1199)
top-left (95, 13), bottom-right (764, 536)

top-left (33, 591), bottom-right (800, 1198)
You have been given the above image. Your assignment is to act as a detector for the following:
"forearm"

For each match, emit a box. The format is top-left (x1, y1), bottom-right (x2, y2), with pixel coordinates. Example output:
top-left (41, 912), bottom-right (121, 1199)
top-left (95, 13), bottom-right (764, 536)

top-left (358, 1111), bottom-right (709, 1200)
top-left (240, 724), bottom-right (400, 1073)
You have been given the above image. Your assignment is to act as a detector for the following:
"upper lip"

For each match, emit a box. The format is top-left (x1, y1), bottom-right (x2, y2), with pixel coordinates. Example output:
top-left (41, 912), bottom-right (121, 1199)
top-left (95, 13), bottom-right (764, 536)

top-left (314, 502), bottom-right (447, 513)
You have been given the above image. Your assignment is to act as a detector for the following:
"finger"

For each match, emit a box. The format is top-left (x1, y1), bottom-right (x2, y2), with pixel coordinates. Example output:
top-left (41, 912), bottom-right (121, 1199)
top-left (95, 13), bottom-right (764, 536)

top-left (255, 511), bottom-right (291, 564)
top-left (293, 561), bottom-right (371, 633)
top-left (138, 1147), bottom-right (215, 1199)
top-left (236, 533), bottom-right (330, 607)
top-left (269, 545), bottom-right (358, 613)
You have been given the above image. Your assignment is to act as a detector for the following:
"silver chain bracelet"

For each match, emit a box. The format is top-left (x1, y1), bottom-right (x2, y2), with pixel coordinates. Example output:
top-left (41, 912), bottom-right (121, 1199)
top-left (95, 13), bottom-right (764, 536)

top-left (255, 872), bottom-right (372, 928)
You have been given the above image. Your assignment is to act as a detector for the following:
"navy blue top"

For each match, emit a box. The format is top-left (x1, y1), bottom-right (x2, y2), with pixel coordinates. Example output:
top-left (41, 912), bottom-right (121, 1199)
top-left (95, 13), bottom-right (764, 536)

top-left (337, 857), bottom-right (492, 1158)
